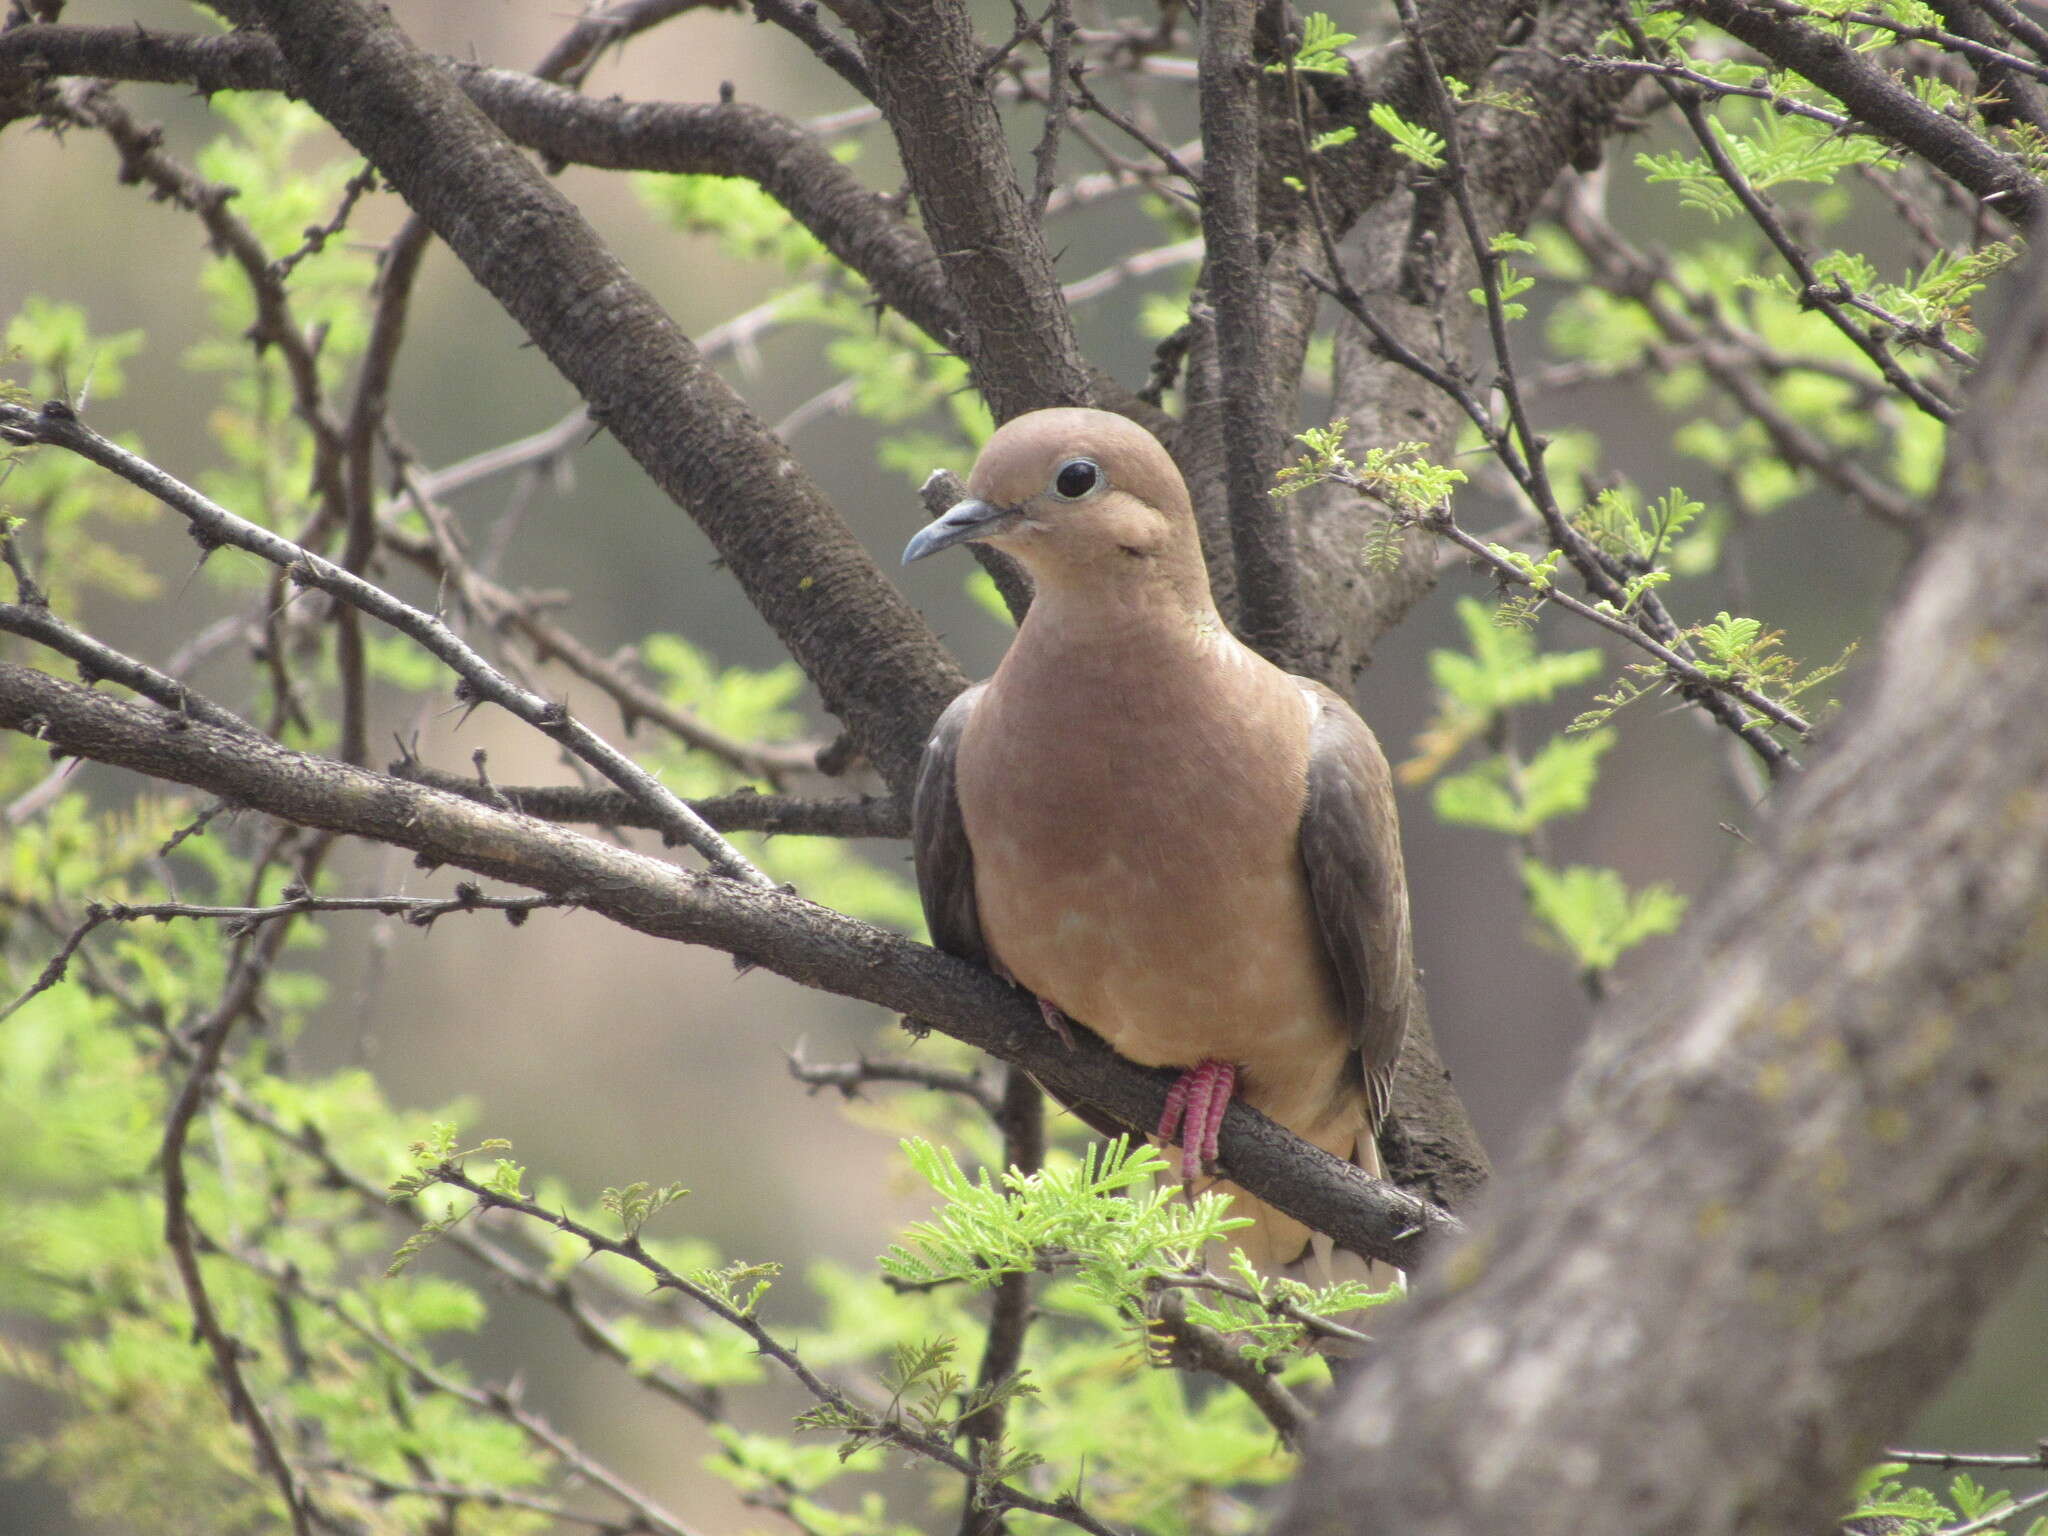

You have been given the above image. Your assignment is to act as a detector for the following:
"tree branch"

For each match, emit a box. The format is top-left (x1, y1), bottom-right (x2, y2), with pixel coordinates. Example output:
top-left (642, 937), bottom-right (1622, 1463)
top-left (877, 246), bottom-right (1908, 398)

top-left (1276, 241), bottom-right (2048, 1536)
top-left (1199, 1), bottom-right (1306, 672)
top-left (1675, 0), bottom-right (2045, 230)
top-left (392, 761), bottom-right (908, 838)
top-left (176, 0), bottom-right (973, 797)
top-left (0, 24), bottom-right (962, 370)
top-left (0, 399), bottom-right (773, 885)
top-left (840, 0), bottom-right (1094, 418)
top-left (0, 659), bottom-right (1458, 1273)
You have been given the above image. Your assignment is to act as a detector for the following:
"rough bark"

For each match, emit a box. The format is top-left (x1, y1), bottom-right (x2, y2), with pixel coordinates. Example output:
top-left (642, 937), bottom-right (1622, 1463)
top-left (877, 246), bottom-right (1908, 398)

top-left (1276, 245), bottom-right (2048, 1536)
top-left (843, 0), bottom-right (1094, 419)
top-left (1199, 0), bottom-right (1305, 671)
top-left (1296, 1), bottom-right (1638, 685)
top-left (237, 0), bottom-right (964, 796)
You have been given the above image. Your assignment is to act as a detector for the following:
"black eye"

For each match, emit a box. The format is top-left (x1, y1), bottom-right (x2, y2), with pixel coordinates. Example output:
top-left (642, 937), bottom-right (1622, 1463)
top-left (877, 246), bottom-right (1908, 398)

top-left (1053, 458), bottom-right (1100, 500)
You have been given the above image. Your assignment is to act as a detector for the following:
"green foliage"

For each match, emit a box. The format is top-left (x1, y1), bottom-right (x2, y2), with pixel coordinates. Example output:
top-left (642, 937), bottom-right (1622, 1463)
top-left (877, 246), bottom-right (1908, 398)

top-left (1847, 1462), bottom-right (2048, 1536)
top-left (1472, 232), bottom-right (1539, 321)
top-left (1520, 860), bottom-right (1688, 975)
top-left (1578, 486), bottom-right (1701, 578)
top-left (601, 1179), bottom-right (691, 1238)
top-left (1272, 12), bottom-right (1357, 76)
top-left (2, 302), bottom-right (159, 607)
top-left (1274, 423), bottom-right (1467, 513)
top-left (1404, 596), bottom-right (1603, 780)
top-left (635, 166), bottom-right (993, 483)
top-left (1174, 1251), bottom-right (1394, 1371)
top-left (1403, 599), bottom-right (1690, 978)
top-left (1367, 101), bottom-right (1446, 170)
top-left (637, 169), bottom-right (830, 271)
top-left (881, 1136), bottom-right (1247, 1294)
top-left (185, 97), bottom-right (377, 541)
top-left (1688, 611), bottom-right (1854, 709)
top-left (1274, 422), bottom-right (1466, 571)
top-left (1637, 107), bottom-right (1899, 221)
top-left (1435, 730), bottom-right (1615, 837)
top-left (0, 784), bottom-right (553, 1532)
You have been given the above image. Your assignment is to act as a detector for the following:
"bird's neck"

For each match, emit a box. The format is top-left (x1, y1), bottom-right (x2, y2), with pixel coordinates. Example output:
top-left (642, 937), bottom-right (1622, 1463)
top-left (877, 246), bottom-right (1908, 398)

top-left (1003, 566), bottom-right (1256, 692)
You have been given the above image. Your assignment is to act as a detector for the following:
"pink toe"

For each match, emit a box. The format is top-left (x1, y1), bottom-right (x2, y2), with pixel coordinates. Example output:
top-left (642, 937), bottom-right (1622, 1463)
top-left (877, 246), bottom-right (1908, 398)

top-left (1157, 1069), bottom-right (1194, 1145)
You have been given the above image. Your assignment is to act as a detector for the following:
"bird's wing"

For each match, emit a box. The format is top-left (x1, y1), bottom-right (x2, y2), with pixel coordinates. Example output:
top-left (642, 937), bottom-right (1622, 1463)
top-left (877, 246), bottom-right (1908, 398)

top-left (1296, 679), bottom-right (1414, 1129)
top-left (911, 683), bottom-right (988, 963)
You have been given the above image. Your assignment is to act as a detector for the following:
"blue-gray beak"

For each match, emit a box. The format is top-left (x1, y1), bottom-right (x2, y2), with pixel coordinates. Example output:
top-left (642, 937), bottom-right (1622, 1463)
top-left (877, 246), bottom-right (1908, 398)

top-left (902, 498), bottom-right (1016, 565)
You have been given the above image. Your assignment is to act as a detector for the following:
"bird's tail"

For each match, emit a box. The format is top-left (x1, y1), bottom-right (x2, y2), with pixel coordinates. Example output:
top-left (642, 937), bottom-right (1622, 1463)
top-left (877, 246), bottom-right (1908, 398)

top-left (1201, 1129), bottom-right (1402, 1295)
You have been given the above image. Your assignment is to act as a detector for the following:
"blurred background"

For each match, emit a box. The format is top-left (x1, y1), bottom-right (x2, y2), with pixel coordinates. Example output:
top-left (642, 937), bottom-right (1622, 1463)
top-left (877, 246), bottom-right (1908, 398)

top-left (2, 1), bottom-right (2040, 1530)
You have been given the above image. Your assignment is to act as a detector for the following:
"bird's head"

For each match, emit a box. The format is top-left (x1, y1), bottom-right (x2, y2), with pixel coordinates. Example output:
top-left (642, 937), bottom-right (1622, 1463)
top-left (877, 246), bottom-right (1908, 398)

top-left (903, 408), bottom-right (1209, 602)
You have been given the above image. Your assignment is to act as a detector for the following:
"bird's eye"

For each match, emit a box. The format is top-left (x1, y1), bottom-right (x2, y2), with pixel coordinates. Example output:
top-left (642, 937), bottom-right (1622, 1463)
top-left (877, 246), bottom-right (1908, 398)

top-left (1052, 458), bottom-right (1100, 500)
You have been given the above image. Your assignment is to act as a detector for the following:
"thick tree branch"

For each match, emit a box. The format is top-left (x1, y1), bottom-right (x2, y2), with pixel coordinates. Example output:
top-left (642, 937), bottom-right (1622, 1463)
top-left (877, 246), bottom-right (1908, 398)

top-left (0, 660), bottom-right (1457, 1273)
top-left (1199, 2), bottom-right (1305, 672)
top-left (234, 0), bottom-right (965, 796)
top-left (840, 0), bottom-right (1094, 419)
top-left (0, 24), bottom-right (964, 368)
top-left (1675, 0), bottom-right (2045, 229)
top-left (1277, 244), bottom-right (2048, 1536)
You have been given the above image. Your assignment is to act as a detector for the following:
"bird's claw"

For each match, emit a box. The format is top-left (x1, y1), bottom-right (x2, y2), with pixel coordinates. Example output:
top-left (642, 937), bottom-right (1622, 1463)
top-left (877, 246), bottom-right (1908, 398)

top-left (1037, 997), bottom-right (1077, 1050)
top-left (1155, 1059), bottom-right (1235, 1183)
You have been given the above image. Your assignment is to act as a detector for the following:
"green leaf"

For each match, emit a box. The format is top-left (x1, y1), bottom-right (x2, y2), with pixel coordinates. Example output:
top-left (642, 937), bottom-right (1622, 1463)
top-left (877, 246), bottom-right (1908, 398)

top-left (601, 1180), bottom-right (690, 1238)
top-left (1521, 860), bottom-right (1688, 973)
top-left (1271, 12), bottom-right (1358, 75)
top-left (1367, 102), bottom-right (1446, 170)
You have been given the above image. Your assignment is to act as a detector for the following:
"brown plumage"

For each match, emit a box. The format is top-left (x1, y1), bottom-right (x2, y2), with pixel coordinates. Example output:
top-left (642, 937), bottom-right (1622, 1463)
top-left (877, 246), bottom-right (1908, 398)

top-left (903, 407), bottom-right (1415, 1274)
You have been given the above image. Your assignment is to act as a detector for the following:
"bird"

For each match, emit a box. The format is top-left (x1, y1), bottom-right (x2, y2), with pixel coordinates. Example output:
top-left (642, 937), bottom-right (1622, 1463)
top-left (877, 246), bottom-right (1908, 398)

top-left (901, 406), bottom-right (1416, 1277)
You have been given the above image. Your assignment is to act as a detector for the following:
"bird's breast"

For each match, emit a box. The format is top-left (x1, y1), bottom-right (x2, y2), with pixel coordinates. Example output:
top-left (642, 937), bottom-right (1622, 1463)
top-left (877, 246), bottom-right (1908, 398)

top-left (954, 640), bottom-right (1352, 1128)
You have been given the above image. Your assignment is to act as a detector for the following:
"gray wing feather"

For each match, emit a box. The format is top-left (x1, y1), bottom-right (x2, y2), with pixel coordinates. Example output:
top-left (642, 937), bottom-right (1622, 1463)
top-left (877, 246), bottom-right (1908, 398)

top-left (1296, 680), bottom-right (1414, 1130)
top-left (911, 684), bottom-right (988, 964)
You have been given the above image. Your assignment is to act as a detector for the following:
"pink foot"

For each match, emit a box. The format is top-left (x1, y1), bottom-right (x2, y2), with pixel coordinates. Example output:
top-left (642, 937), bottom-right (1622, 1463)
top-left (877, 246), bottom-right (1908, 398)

top-left (1037, 997), bottom-right (1076, 1050)
top-left (1154, 1059), bottom-right (1236, 1182)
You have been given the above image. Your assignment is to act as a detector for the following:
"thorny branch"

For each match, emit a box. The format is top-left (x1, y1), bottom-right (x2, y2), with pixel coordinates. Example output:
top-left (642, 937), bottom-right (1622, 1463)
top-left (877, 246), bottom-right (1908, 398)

top-left (221, 1233), bottom-right (708, 1536)
top-left (0, 399), bottom-right (772, 885)
top-left (0, 660), bottom-right (1458, 1273)
top-left (1303, 7), bottom-right (1802, 777)
top-left (427, 1161), bottom-right (1125, 1536)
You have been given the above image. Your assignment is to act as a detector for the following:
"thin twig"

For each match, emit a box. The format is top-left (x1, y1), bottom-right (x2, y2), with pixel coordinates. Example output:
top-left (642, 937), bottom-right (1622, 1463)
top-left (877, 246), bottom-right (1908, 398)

top-left (1931, 1483), bottom-right (2048, 1536)
top-left (788, 1044), bottom-right (1004, 1115)
top-left (957, 1066), bottom-right (1046, 1536)
top-left (0, 400), bottom-right (772, 884)
top-left (1416, 499), bottom-right (1813, 737)
top-left (1757, 0), bottom-right (2048, 85)
top-left (307, 1464), bottom-right (634, 1531)
top-left (1303, 8), bottom-right (1803, 778)
top-left (160, 922), bottom-right (315, 1534)
top-left (1147, 1270), bottom-right (1375, 1350)
top-left (1884, 1446), bottom-right (2048, 1470)
top-left (429, 1163), bottom-right (1124, 1536)
top-left (1066, 69), bottom-right (1204, 199)
top-left (1149, 1289), bottom-right (1310, 1445)
top-left (1030, 0), bottom-right (1073, 219)
top-left (395, 761), bottom-right (907, 837)
top-left (217, 1235), bottom-right (707, 1536)
top-left (0, 600), bottom-right (261, 736)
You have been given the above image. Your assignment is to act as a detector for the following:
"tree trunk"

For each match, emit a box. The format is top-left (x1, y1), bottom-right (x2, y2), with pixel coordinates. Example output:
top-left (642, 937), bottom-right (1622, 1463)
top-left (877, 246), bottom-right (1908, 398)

top-left (1276, 245), bottom-right (2048, 1536)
